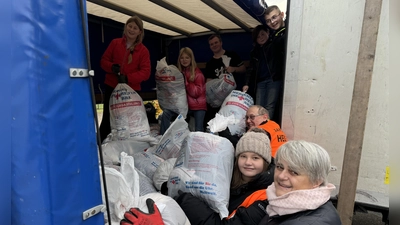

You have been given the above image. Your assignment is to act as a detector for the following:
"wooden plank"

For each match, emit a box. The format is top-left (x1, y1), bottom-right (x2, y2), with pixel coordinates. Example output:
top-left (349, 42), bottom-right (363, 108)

top-left (336, 0), bottom-right (383, 224)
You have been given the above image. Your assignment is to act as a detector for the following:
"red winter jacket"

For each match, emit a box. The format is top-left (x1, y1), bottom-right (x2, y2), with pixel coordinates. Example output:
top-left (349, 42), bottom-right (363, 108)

top-left (101, 36), bottom-right (151, 91)
top-left (183, 67), bottom-right (207, 111)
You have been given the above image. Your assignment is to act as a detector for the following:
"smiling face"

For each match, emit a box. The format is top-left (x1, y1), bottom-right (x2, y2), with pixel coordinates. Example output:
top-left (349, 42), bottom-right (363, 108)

top-left (257, 29), bottom-right (269, 45)
top-left (179, 52), bottom-right (191, 68)
top-left (208, 36), bottom-right (223, 54)
top-left (265, 9), bottom-right (285, 31)
top-left (246, 106), bottom-right (268, 130)
top-left (124, 21), bottom-right (142, 42)
top-left (274, 159), bottom-right (318, 196)
top-left (238, 152), bottom-right (265, 182)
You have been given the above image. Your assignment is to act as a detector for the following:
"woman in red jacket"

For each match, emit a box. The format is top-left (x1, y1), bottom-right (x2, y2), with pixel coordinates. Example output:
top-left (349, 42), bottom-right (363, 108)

top-left (159, 47), bottom-right (207, 134)
top-left (99, 16), bottom-right (151, 142)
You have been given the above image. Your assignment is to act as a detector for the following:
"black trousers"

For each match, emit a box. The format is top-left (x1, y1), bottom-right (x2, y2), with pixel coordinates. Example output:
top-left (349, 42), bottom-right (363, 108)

top-left (99, 85), bottom-right (114, 142)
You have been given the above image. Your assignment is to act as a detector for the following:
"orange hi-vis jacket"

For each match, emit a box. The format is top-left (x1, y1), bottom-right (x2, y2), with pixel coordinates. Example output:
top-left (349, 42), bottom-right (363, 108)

top-left (227, 189), bottom-right (268, 219)
top-left (258, 120), bottom-right (287, 157)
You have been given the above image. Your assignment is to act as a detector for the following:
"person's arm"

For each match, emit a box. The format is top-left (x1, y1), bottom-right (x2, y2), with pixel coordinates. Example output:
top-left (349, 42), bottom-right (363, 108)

top-left (186, 68), bottom-right (205, 99)
top-left (176, 192), bottom-right (267, 225)
top-left (234, 64), bottom-right (247, 73)
top-left (100, 39), bottom-right (118, 73)
top-left (226, 64), bottom-right (246, 74)
top-left (125, 46), bottom-right (151, 87)
top-left (175, 192), bottom-right (223, 225)
top-left (233, 200), bottom-right (268, 225)
top-left (226, 51), bottom-right (246, 74)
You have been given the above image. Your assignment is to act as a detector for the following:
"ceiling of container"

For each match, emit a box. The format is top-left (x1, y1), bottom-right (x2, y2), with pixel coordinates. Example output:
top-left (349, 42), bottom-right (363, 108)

top-left (86, 0), bottom-right (266, 38)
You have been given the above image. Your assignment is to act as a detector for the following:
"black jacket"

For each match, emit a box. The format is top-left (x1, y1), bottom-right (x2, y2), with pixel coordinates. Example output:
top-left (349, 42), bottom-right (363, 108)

top-left (245, 27), bottom-right (286, 96)
top-left (258, 201), bottom-right (342, 225)
top-left (176, 164), bottom-right (275, 225)
top-left (268, 26), bottom-right (286, 82)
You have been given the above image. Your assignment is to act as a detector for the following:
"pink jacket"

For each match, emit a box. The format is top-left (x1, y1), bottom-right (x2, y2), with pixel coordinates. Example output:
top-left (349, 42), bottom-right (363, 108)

top-left (101, 36), bottom-right (151, 91)
top-left (183, 67), bottom-right (207, 111)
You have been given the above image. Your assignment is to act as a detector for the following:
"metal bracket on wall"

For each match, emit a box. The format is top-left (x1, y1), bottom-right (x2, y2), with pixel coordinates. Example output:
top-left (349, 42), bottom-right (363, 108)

top-left (82, 204), bottom-right (106, 220)
top-left (70, 68), bottom-right (94, 78)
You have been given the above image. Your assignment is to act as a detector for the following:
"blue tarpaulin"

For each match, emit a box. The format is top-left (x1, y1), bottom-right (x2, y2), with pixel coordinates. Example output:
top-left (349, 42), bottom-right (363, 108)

top-left (8, 0), bottom-right (103, 224)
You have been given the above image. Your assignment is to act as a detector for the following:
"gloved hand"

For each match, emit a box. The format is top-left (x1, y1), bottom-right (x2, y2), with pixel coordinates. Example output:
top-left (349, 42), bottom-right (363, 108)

top-left (120, 198), bottom-right (164, 225)
top-left (112, 64), bottom-right (121, 74)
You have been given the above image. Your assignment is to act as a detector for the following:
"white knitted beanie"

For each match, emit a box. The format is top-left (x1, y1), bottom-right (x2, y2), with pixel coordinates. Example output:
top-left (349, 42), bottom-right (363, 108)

top-left (235, 131), bottom-right (271, 163)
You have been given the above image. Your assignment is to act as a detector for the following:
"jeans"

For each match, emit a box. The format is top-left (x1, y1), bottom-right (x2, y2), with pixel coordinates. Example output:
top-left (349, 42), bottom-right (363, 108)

top-left (187, 109), bottom-right (206, 132)
top-left (256, 79), bottom-right (283, 119)
top-left (159, 109), bottom-right (178, 135)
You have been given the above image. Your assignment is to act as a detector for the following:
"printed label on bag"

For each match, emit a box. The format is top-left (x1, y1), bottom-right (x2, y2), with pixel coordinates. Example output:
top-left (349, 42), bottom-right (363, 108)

top-left (110, 101), bottom-right (141, 110)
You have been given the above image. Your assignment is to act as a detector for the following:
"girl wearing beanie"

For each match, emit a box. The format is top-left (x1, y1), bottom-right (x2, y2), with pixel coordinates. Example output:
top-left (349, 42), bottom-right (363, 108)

top-left (176, 128), bottom-right (274, 225)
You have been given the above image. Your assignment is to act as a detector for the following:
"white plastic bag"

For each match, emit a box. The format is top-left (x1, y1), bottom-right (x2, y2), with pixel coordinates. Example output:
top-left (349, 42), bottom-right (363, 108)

top-left (133, 151), bottom-right (164, 179)
top-left (101, 167), bottom-right (135, 222)
top-left (206, 74), bottom-right (236, 108)
top-left (138, 192), bottom-right (191, 225)
top-left (167, 132), bottom-right (234, 219)
top-left (109, 83), bottom-right (150, 140)
top-left (156, 57), bottom-right (188, 118)
top-left (146, 114), bottom-right (190, 160)
top-left (217, 90), bottom-right (254, 136)
top-left (207, 113), bottom-right (235, 133)
top-left (120, 152), bottom-right (140, 207)
top-left (101, 153), bottom-right (141, 224)
top-left (153, 158), bottom-right (177, 190)
top-left (102, 140), bottom-right (151, 165)
top-left (136, 169), bottom-right (158, 196)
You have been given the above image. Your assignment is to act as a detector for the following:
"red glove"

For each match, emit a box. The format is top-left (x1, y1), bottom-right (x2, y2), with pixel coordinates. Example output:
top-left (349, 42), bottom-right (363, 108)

top-left (120, 198), bottom-right (164, 225)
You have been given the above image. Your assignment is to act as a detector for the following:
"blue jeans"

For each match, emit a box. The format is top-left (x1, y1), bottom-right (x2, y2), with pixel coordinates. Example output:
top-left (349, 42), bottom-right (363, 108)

top-left (159, 109), bottom-right (178, 135)
top-left (187, 109), bottom-right (206, 132)
top-left (256, 79), bottom-right (283, 119)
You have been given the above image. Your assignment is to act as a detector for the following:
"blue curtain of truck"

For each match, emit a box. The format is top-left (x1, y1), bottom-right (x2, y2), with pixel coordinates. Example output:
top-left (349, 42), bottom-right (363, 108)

top-left (5, 1), bottom-right (103, 224)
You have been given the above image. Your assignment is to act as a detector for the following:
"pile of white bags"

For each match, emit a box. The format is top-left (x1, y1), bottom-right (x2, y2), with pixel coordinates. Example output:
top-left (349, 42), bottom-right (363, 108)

top-left (100, 112), bottom-right (194, 224)
top-left (101, 152), bottom-right (190, 225)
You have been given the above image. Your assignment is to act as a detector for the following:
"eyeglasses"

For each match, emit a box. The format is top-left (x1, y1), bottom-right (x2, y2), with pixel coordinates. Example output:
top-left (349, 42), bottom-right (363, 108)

top-left (265, 14), bottom-right (280, 24)
top-left (245, 114), bottom-right (262, 120)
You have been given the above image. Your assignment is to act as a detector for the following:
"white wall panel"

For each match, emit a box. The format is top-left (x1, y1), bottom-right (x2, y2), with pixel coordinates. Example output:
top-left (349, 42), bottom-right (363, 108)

top-left (283, 0), bottom-right (389, 194)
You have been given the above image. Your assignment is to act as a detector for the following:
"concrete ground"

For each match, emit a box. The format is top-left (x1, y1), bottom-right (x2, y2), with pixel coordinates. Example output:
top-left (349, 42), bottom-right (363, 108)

top-left (352, 211), bottom-right (387, 225)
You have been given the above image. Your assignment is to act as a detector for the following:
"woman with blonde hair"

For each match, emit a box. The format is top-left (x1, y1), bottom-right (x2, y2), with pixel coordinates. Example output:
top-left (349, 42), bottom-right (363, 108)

top-left (99, 16), bottom-right (151, 142)
top-left (260, 140), bottom-right (341, 224)
top-left (160, 47), bottom-right (206, 134)
top-left (175, 129), bottom-right (275, 224)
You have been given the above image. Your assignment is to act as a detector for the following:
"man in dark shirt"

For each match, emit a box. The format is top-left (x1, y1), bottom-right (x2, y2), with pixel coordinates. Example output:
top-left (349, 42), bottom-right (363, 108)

top-left (204, 34), bottom-right (246, 129)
